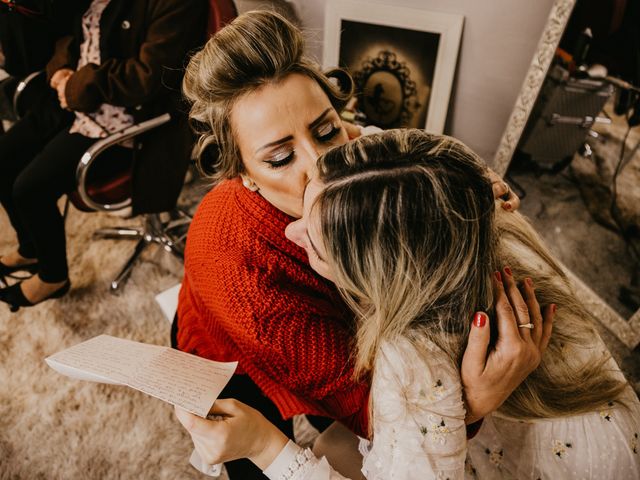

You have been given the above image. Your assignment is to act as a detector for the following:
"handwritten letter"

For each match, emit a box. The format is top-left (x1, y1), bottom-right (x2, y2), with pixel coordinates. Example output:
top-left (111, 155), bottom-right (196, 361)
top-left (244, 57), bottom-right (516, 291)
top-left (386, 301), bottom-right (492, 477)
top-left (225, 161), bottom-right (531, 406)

top-left (46, 335), bottom-right (237, 417)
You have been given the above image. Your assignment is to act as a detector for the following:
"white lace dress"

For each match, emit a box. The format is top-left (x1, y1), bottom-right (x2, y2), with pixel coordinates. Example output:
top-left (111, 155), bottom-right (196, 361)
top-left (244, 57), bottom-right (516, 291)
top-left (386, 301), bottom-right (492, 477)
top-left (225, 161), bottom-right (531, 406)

top-left (263, 337), bottom-right (640, 480)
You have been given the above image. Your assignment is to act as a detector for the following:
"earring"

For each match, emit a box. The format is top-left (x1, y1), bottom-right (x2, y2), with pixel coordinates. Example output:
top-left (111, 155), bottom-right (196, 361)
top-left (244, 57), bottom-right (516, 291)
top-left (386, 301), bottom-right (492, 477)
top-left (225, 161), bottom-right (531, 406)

top-left (241, 176), bottom-right (259, 192)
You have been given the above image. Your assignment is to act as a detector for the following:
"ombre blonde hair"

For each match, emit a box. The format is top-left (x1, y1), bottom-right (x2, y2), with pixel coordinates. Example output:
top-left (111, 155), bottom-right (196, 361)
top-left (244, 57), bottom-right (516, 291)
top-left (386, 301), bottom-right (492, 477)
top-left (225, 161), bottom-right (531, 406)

top-left (315, 128), bottom-right (627, 419)
top-left (182, 10), bottom-right (352, 183)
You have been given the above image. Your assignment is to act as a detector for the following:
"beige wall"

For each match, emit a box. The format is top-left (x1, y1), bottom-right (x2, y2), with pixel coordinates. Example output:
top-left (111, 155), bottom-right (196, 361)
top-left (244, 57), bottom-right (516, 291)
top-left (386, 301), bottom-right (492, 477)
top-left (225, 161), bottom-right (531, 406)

top-left (285, 0), bottom-right (557, 165)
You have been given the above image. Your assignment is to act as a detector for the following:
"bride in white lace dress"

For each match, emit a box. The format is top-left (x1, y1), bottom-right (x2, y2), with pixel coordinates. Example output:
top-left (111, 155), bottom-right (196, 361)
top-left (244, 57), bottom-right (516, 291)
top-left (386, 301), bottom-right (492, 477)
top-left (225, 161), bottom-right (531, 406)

top-left (176, 129), bottom-right (640, 480)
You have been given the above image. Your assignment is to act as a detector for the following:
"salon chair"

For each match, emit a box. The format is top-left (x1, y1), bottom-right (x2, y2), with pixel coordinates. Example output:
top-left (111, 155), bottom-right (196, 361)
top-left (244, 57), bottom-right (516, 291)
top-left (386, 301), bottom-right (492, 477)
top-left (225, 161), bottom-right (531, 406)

top-left (73, 0), bottom-right (237, 291)
top-left (0, 68), bottom-right (48, 132)
top-left (68, 114), bottom-right (193, 292)
top-left (15, 0), bottom-right (238, 292)
top-left (12, 70), bottom-right (49, 120)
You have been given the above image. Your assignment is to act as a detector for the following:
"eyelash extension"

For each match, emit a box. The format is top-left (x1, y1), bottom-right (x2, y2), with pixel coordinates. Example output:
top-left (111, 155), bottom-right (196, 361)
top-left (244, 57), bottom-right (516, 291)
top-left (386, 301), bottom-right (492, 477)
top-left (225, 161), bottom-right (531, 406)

top-left (265, 151), bottom-right (294, 168)
top-left (317, 125), bottom-right (340, 143)
top-left (265, 125), bottom-right (341, 169)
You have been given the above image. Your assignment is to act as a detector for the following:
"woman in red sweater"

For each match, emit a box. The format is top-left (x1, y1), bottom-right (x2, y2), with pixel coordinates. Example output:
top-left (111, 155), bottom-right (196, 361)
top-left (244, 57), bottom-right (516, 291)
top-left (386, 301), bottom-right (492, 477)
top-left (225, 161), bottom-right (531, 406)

top-left (176, 11), bottom-right (536, 479)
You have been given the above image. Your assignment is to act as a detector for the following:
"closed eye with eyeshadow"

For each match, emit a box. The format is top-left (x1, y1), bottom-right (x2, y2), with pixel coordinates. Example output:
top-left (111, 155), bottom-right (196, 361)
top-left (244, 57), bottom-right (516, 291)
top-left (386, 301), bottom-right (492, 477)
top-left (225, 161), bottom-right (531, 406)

top-left (264, 122), bottom-right (342, 169)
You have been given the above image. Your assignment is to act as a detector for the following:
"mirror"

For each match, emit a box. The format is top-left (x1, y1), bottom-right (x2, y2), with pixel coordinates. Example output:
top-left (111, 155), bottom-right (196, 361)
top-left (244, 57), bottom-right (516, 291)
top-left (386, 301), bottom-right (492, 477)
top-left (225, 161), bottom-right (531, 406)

top-left (494, 0), bottom-right (577, 175)
top-left (499, 0), bottom-right (640, 350)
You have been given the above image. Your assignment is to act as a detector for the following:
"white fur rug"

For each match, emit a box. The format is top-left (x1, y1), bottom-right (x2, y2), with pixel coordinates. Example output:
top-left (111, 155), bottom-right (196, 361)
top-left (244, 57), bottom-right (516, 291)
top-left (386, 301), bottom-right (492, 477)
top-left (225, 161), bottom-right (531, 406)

top-left (0, 201), bottom-right (205, 479)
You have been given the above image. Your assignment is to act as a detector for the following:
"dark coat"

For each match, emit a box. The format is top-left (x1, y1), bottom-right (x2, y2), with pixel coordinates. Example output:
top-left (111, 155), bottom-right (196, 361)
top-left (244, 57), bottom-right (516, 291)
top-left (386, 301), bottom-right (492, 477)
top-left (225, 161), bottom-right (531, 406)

top-left (0, 0), bottom-right (84, 77)
top-left (46, 0), bottom-right (207, 214)
top-left (0, 1), bottom-right (85, 122)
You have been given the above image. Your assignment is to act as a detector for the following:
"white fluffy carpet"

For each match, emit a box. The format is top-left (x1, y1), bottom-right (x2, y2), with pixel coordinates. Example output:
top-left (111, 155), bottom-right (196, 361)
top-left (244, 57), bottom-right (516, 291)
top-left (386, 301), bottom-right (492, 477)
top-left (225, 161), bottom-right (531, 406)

top-left (0, 201), bottom-right (205, 479)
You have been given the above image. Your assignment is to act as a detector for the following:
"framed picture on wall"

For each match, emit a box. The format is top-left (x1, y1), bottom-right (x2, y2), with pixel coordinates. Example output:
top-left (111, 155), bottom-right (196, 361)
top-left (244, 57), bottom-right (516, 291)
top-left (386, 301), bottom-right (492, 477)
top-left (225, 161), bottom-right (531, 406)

top-left (323, 0), bottom-right (463, 133)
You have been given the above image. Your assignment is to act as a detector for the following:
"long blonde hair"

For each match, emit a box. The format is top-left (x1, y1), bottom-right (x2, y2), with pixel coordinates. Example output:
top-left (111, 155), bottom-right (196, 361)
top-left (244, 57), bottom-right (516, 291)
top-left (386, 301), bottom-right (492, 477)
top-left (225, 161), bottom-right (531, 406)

top-left (182, 10), bottom-right (352, 182)
top-left (315, 129), bottom-right (626, 419)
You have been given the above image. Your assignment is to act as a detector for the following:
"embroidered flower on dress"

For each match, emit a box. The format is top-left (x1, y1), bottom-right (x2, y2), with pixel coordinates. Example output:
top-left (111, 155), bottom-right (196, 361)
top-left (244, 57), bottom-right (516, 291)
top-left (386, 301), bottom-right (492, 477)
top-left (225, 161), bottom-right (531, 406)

top-left (419, 379), bottom-right (445, 402)
top-left (552, 440), bottom-right (573, 459)
top-left (433, 379), bottom-right (444, 395)
top-left (420, 416), bottom-right (451, 444)
top-left (484, 448), bottom-right (504, 467)
top-left (389, 428), bottom-right (399, 452)
top-left (599, 401), bottom-right (615, 422)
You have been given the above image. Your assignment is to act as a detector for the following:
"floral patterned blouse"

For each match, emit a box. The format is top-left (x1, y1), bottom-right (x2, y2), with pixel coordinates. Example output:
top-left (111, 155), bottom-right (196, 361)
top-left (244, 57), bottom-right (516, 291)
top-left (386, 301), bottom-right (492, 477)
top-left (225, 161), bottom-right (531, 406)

top-left (69, 0), bottom-right (134, 139)
top-left (263, 336), bottom-right (640, 479)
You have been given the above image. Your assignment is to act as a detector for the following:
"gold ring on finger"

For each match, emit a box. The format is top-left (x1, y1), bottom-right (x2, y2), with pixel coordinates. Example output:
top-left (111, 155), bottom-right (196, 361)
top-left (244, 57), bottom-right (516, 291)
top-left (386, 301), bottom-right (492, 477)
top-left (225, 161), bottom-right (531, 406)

top-left (518, 323), bottom-right (534, 329)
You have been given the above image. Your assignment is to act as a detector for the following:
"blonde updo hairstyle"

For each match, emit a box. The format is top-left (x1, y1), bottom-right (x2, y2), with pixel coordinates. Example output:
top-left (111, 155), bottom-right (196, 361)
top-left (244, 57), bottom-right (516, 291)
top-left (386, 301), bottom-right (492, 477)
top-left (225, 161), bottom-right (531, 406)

top-left (183, 10), bottom-right (352, 183)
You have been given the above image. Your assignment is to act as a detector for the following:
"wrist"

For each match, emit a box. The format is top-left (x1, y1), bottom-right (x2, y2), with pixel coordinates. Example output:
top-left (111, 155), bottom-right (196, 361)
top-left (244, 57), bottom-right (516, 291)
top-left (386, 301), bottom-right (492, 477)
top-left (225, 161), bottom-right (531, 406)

top-left (465, 412), bottom-right (482, 425)
top-left (250, 428), bottom-right (289, 471)
top-left (463, 394), bottom-right (488, 425)
top-left (464, 393), bottom-right (508, 424)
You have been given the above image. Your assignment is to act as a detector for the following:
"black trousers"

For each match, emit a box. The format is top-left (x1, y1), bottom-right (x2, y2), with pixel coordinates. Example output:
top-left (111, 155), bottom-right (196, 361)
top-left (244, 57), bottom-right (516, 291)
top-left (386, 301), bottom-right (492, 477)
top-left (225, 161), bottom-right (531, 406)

top-left (0, 106), bottom-right (131, 282)
top-left (171, 316), bottom-right (333, 479)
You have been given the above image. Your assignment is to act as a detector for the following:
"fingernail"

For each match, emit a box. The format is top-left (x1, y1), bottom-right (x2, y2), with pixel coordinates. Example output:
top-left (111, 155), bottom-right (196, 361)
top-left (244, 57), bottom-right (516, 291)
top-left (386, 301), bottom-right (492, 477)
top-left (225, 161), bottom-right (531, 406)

top-left (525, 277), bottom-right (533, 288)
top-left (494, 271), bottom-right (502, 282)
top-left (551, 304), bottom-right (557, 314)
top-left (473, 312), bottom-right (487, 328)
top-left (504, 202), bottom-right (512, 210)
top-left (504, 266), bottom-right (512, 276)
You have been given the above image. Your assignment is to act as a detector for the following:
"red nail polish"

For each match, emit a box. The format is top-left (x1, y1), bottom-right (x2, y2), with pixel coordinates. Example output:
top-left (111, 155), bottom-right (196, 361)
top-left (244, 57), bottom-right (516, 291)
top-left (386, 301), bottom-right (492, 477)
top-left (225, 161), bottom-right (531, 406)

top-left (504, 202), bottom-right (512, 210)
top-left (551, 304), bottom-right (557, 314)
top-left (525, 277), bottom-right (533, 288)
top-left (504, 266), bottom-right (512, 276)
top-left (473, 312), bottom-right (486, 328)
top-left (495, 271), bottom-right (502, 282)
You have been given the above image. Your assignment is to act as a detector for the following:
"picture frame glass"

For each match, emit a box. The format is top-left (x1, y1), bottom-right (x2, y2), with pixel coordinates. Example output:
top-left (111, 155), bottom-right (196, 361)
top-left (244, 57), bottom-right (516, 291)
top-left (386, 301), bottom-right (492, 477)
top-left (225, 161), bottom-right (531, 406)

top-left (324, 1), bottom-right (463, 134)
top-left (339, 20), bottom-right (440, 129)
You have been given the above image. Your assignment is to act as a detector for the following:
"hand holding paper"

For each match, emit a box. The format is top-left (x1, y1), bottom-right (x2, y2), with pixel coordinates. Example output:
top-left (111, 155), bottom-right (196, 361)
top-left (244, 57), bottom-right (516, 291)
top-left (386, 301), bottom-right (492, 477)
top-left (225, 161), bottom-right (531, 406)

top-left (46, 335), bottom-right (237, 476)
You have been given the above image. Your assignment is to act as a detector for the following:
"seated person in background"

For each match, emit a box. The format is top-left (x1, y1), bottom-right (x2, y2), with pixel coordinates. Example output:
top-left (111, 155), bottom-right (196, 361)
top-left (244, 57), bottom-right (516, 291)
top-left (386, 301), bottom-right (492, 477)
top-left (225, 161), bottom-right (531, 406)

top-left (176, 129), bottom-right (640, 479)
top-left (0, 0), bottom-right (206, 309)
top-left (0, 0), bottom-right (83, 158)
top-left (175, 11), bottom-right (543, 480)
top-left (0, 0), bottom-right (83, 286)
top-left (0, 0), bottom-right (79, 120)
top-left (0, 0), bottom-right (79, 77)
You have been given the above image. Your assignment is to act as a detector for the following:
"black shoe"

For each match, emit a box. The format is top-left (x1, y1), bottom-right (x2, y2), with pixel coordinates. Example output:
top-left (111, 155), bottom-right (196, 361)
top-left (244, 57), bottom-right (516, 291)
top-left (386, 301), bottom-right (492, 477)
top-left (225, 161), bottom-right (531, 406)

top-left (0, 259), bottom-right (39, 279)
top-left (0, 279), bottom-right (70, 312)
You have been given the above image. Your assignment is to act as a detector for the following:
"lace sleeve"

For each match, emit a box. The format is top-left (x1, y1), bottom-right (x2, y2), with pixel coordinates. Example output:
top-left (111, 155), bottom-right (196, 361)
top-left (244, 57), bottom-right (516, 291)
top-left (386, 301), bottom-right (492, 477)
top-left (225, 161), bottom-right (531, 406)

top-left (361, 338), bottom-right (467, 480)
top-left (264, 338), bottom-right (467, 480)
top-left (263, 440), bottom-right (347, 480)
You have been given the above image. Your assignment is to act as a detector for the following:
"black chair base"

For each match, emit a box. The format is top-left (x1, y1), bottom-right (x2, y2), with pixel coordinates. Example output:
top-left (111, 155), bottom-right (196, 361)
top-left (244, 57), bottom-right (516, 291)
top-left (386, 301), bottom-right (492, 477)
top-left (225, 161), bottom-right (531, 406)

top-left (93, 208), bottom-right (191, 292)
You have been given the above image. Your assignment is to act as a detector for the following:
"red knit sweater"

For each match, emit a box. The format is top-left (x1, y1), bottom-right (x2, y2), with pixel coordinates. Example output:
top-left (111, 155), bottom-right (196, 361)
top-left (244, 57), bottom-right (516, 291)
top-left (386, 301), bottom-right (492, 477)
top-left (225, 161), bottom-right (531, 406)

top-left (177, 178), bottom-right (370, 436)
